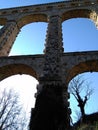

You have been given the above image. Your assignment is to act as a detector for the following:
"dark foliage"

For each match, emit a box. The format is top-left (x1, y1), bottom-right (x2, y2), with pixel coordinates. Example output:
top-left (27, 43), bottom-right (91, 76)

top-left (83, 112), bottom-right (98, 124)
top-left (73, 112), bottom-right (98, 129)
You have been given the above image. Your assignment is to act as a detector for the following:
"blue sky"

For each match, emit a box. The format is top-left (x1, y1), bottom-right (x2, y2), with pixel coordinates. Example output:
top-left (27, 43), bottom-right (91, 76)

top-left (0, 0), bottom-right (98, 123)
top-left (0, 0), bottom-right (65, 9)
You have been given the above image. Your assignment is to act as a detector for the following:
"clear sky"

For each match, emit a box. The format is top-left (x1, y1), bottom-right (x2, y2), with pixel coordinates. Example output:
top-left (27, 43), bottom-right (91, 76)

top-left (0, 0), bottom-right (98, 123)
top-left (0, 0), bottom-right (65, 9)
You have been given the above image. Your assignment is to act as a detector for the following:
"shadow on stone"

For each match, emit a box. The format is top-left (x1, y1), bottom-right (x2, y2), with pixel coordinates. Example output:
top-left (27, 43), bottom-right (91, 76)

top-left (29, 84), bottom-right (70, 130)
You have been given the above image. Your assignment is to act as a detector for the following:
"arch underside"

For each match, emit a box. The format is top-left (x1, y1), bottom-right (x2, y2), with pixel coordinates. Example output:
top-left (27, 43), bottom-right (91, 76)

top-left (0, 64), bottom-right (37, 81)
top-left (67, 60), bottom-right (98, 84)
top-left (0, 18), bottom-right (7, 25)
top-left (17, 13), bottom-right (48, 28)
top-left (0, 13), bottom-right (48, 27)
top-left (62, 9), bottom-right (97, 26)
top-left (62, 9), bottom-right (90, 20)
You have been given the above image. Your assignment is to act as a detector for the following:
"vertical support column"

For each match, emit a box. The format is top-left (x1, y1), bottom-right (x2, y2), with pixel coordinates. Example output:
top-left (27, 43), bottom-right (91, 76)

top-left (29, 15), bottom-right (70, 130)
top-left (43, 15), bottom-right (64, 83)
top-left (43, 16), bottom-right (71, 127)
top-left (0, 20), bottom-right (20, 56)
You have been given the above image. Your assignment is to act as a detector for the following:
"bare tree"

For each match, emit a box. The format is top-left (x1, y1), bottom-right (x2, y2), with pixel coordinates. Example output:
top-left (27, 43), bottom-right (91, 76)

top-left (0, 88), bottom-right (28, 130)
top-left (68, 75), bottom-right (93, 118)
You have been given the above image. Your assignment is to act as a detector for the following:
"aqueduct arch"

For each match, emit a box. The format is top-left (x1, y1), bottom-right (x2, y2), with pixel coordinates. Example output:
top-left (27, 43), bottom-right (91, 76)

top-left (17, 14), bottom-right (48, 28)
top-left (66, 60), bottom-right (98, 85)
top-left (62, 9), bottom-right (91, 21)
top-left (62, 9), bottom-right (98, 25)
top-left (0, 1), bottom-right (98, 130)
top-left (0, 64), bottom-right (37, 81)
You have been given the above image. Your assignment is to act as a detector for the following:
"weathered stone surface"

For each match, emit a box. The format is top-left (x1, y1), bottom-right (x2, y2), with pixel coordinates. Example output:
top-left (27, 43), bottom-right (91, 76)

top-left (0, 1), bottom-right (98, 130)
top-left (0, 51), bottom-right (98, 83)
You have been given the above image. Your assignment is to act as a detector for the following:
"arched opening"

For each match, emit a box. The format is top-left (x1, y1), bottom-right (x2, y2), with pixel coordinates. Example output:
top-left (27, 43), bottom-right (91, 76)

top-left (0, 62), bottom-right (39, 127)
top-left (68, 72), bottom-right (98, 124)
top-left (9, 22), bottom-right (48, 55)
top-left (0, 74), bottom-right (38, 126)
top-left (0, 63), bottom-right (38, 110)
top-left (62, 18), bottom-right (98, 52)
top-left (66, 59), bottom-right (98, 124)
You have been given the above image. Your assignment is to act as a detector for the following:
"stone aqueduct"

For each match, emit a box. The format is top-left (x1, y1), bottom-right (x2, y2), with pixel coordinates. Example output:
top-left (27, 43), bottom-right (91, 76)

top-left (0, 0), bottom-right (98, 84)
top-left (1, 51), bottom-right (98, 86)
top-left (0, 0), bottom-right (98, 128)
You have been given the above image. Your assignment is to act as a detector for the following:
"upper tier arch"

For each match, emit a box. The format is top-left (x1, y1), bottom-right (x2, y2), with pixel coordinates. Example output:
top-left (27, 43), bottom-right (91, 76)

top-left (17, 13), bottom-right (48, 28)
top-left (62, 9), bottom-right (98, 28)
top-left (62, 9), bottom-right (91, 21)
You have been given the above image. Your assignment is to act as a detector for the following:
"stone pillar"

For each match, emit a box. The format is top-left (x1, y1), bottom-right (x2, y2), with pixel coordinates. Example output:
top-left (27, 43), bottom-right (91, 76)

top-left (29, 15), bottom-right (71, 130)
top-left (42, 15), bottom-right (71, 128)
top-left (0, 20), bottom-right (20, 56)
top-left (43, 15), bottom-right (64, 82)
top-left (37, 14), bottom-right (64, 97)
